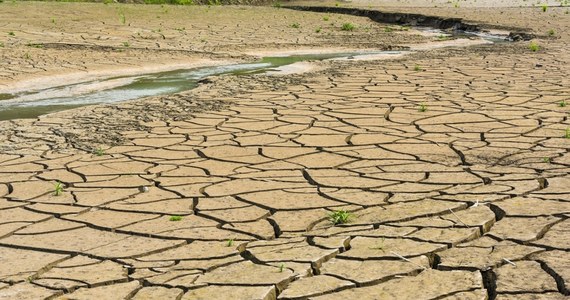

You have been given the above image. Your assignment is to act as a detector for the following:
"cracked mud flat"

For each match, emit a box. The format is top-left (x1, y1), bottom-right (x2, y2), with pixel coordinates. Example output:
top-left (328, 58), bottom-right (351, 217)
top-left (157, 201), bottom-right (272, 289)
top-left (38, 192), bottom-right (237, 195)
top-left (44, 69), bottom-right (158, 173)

top-left (0, 0), bottom-right (570, 299)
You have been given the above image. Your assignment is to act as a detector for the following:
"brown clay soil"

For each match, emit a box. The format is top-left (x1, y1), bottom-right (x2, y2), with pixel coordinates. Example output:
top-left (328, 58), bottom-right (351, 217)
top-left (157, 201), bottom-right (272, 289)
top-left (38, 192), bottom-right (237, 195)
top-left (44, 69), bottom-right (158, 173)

top-left (0, 0), bottom-right (569, 299)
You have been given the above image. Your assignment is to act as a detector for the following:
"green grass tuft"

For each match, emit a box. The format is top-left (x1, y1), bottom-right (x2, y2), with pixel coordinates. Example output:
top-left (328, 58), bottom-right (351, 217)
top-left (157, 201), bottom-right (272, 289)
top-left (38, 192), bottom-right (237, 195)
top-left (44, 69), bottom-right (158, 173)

top-left (529, 41), bottom-right (540, 52)
top-left (341, 22), bottom-right (355, 31)
top-left (169, 215), bottom-right (183, 221)
top-left (329, 210), bottom-right (352, 225)
top-left (54, 182), bottom-right (64, 196)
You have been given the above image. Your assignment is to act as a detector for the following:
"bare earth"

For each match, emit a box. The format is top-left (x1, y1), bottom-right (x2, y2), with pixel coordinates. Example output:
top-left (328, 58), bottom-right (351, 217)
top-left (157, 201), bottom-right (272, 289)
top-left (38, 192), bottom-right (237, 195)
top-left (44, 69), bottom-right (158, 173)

top-left (0, 0), bottom-right (569, 299)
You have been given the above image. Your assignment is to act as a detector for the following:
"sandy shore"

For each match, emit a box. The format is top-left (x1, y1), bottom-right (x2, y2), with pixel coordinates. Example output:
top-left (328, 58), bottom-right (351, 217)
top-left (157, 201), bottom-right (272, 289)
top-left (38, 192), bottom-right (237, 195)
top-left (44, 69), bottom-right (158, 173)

top-left (0, 1), bottom-right (569, 299)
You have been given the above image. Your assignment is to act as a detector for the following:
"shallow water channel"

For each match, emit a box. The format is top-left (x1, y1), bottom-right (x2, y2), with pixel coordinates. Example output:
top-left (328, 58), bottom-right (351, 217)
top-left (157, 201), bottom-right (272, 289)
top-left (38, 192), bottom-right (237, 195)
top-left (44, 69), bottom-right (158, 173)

top-left (0, 29), bottom-right (508, 121)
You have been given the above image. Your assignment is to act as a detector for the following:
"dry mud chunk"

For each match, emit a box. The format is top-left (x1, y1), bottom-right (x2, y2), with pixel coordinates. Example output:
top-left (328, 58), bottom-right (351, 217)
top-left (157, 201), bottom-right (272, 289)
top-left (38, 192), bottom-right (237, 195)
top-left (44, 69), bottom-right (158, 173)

top-left (493, 197), bottom-right (570, 216)
top-left (0, 283), bottom-right (62, 300)
top-left (495, 261), bottom-right (558, 294)
top-left (56, 280), bottom-right (140, 299)
top-left (38, 260), bottom-right (126, 288)
top-left (277, 275), bottom-right (354, 299)
top-left (194, 261), bottom-right (294, 291)
top-left (137, 241), bottom-right (238, 261)
top-left (532, 219), bottom-right (570, 250)
top-left (132, 286), bottom-right (184, 299)
top-left (438, 241), bottom-right (543, 270)
top-left (488, 216), bottom-right (561, 242)
top-left (0, 247), bottom-right (69, 282)
top-left (181, 285), bottom-right (276, 300)
top-left (337, 237), bottom-right (446, 259)
top-left (531, 250), bottom-right (570, 293)
top-left (312, 270), bottom-right (483, 299)
top-left (320, 256), bottom-right (429, 285)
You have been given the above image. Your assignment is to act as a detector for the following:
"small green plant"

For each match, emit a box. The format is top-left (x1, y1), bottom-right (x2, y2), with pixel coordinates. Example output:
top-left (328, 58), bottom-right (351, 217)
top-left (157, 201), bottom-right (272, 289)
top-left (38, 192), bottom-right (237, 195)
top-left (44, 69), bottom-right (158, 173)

top-left (169, 215), bottom-right (182, 221)
top-left (315, 27), bottom-right (322, 33)
top-left (51, 17), bottom-right (56, 24)
top-left (119, 12), bottom-right (126, 25)
top-left (278, 263), bottom-right (285, 272)
top-left (54, 182), bottom-right (64, 196)
top-left (418, 103), bottom-right (428, 112)
top-left (122, 41), bottom-right (130, 47)
top-left (226, 238), bottom-right (234, 247)
top-left (272, 1), bottom-right (281, 8)
top-left (93, 147), bottom-right (105, 156)
top-left (103, 0), bottom-right (112, 4)
top-left (290, 22), bottom-right (300, 29)
top-left (529, 41), bottom-right (540, 52)
top-left (341, 23), bottom-right (355, 31)
top-left (548, 29), bottom-right (555, 36)
top-left (384, 26), bottom-right (394, 32)
top-left (23, 52), bottom-right (31, 60)
top-left (542, 157), bottom-right (551, 163)
top-left (8, 31), bottom-right (14, 36)
top-left (329, 210), bottom-right (352, 225)
top-left (27, 43), bottom-right (44, 48)
top-left (541, 3), bottom-right (548, 12)
top-left (323, 16), bottom-right (329, 21)
top-left (414, 64), bottom-right (422, 71)
top-left (0, 42), bottom-right (4, 48)
top-left (565, 127), bottom-right (570, 139)
top-left (559, 100), bottom-right (567, 107)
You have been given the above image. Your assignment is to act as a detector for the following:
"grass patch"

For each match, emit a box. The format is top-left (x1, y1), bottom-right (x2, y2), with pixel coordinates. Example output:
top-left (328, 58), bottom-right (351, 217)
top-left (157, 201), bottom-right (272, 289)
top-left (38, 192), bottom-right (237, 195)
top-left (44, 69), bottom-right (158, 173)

top-left (559, 100), bottom-right (567, 107)
top-left (529, 41), bottom-right (540, 52)
top-left (278, 263), bottom-right (285, 272)
top-left (565, 128), bottom-right (570, 139)
top-left (541, 3), bottom-right (548, 12)
top-left (414, 64), bottom-right (422, 71)
top-left (169, 215), bottom-right (183, 221)
top-left (8, 31), bottom-right (14, 36)
top-left (548, 29), bottom-right (555, 36)
top-left (315, 27), bottom-right (322, 33)
top-left (290, 22), bottom-right (300, 29)
top-left (341, 22), bottom-right (355, 31)
top-left (54, 182), bottom-right (64, 196)
top-left (329, 210), bottom-right (352, 225)
top-left (418, 103), bottom-right (427, 112)
top-left (226, 238), bottom-right (234, 247)
top-left (143, 0), bottom-right (194, 4)
top-left (93, 147), bottom-right (105, 156)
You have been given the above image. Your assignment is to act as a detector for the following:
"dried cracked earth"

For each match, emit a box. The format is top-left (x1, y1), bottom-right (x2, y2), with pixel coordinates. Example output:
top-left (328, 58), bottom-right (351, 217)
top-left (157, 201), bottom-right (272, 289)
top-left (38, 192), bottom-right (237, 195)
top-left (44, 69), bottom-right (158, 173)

top-left (0, 0), bottom-right (570, 299)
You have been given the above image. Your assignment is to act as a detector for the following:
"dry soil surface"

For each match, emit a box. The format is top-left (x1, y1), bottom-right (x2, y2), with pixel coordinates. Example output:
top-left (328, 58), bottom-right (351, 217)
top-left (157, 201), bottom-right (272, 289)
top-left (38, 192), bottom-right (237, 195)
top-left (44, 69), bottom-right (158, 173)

top-left (0, 1), bottom-right (569, 300)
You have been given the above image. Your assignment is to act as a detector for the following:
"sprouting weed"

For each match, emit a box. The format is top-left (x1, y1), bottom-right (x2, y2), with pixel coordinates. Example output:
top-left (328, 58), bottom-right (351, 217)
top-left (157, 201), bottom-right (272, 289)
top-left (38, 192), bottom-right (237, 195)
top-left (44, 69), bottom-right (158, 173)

top-left (414, 64), bottom-right (422, 71)
top-left (169, 215), bottom-right (182, 221)
top-left (329, 210), bottom-right (352, 225)
top-left (542, 157), bottom-right (551, 163)
top-left (341, 22), bottom-right (355, 31)
top-left (565, 127), bottom-right (570, 139)
top-left (54, 182), bottom-right (64, 196)
top-left (226, 239), bottom-right (234, 247)
top-left (278, 263), bottom-right (285, 272)
top-left (93, 147), bottom-right (105, 156)
top-left (529, 41), bottom-right (540, 52)
top-left (418, 103), bottom-right (428, 112)
top-left (548, 29), bottom-right (555, 36)
top-left (559, 100), bottom-right (567, 107)
top-left (290, 22), bottom-right (300, 29)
